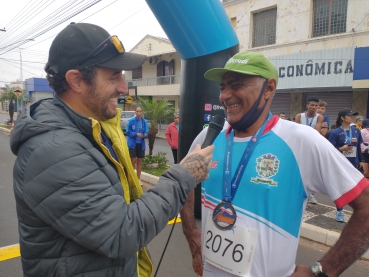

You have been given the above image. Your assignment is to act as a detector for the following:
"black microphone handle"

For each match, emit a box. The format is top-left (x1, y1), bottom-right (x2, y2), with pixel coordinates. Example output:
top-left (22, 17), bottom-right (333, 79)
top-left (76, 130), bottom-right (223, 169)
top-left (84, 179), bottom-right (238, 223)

top-left (201, 126), bottom-right (223, 148)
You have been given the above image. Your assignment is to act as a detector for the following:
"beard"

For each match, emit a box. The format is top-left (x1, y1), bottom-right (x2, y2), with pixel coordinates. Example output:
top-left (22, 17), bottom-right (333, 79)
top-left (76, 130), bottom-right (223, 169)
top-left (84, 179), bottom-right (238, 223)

top-left (81, 83), bottom-right (117, 121)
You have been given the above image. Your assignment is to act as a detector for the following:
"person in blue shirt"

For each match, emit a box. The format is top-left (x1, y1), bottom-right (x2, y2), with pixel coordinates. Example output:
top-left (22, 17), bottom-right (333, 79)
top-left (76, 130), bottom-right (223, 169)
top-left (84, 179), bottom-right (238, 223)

top-left (317, 100), bottom-right (330, 136)
top-left (329, 109), bottom-right (364, 222)
top-left (127, 106), bottom-right (149, 180)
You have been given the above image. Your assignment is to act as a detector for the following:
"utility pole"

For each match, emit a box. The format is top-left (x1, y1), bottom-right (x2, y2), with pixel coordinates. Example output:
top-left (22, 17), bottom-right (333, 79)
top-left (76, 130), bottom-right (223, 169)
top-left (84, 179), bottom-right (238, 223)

top-left (20, 48), bottom-right (23, 82)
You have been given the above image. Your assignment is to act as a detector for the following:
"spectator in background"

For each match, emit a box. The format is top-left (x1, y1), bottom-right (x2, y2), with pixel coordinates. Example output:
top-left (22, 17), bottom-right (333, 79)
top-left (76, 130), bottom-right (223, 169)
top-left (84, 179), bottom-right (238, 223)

top-left (317, 100), bottom-right (330, 136)
top-left (165, 112), bottom-right (180, 163)
top-left (8, 99), bottom-right (14, 123)
top-left (20, 101), bottom-right (31, 114)
top-left (361, 119), bottom-right (369, 178)
top-left (279, 112), bottom-right (286, 119)
top-left (296, 97), bottom-right (324, 204)
top-left (328, 109), bottom-right (364, 222)
top-left (295, 97), bottom-right (324, 133)
top-left (355, 116), bottom-right (364, 130)
top-left (127, 106), bottom-right (149, 179)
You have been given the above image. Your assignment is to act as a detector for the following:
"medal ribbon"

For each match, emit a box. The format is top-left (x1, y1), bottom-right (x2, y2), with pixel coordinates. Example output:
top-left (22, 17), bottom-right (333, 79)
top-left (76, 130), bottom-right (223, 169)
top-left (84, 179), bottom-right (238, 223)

top-left (341, 126), bottom-right (352, 144)
top-left (305, 112), bottom-right (315, 126)
top-left (223, 113), bottom-right (272, 202)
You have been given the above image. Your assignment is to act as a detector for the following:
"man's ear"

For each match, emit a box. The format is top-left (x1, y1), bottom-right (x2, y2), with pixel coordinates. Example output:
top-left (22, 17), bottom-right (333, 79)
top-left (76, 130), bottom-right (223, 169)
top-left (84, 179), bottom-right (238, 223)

top-left (264, 78), bottom-right (276, 100)
top-left (65, 70), bottom-right (84, 93)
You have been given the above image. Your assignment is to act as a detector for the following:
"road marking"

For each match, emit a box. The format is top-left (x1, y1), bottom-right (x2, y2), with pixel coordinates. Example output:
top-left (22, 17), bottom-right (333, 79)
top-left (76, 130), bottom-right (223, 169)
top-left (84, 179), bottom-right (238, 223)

top-left (0, 218), bottom-right (181, 262)
top-left (0, 244), bottom-right (20, 262)
top-left (168, 214), bottom-right (182, 225)
top-left (168, 217), bottom-right (182, 225)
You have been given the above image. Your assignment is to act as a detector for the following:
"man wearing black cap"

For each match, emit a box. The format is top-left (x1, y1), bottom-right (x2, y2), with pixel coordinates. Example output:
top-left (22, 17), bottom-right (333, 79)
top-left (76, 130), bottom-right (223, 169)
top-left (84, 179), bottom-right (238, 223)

top-left (181, 51), bottom-right (369, 277)
top-left (9, 22), bottom-right (214, 277)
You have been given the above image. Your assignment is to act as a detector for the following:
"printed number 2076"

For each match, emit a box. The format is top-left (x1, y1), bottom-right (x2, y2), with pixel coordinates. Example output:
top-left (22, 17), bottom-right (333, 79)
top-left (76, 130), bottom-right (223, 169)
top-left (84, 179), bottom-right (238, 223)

top-left (205, 230), bottom-right (244, 263)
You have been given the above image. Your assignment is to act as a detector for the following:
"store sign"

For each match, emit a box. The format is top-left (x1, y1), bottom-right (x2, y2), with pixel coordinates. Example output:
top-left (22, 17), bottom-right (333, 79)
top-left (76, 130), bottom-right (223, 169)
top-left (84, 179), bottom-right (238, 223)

top-left (352, 46), bottom-right (369, 89)
top-left (270, 47), bottom-right (355, 90)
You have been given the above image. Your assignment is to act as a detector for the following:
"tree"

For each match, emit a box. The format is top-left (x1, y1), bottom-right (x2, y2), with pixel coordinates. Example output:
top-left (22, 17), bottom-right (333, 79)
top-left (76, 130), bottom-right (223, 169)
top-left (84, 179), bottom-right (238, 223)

top-left (134, 97), bottom-right (174, 155)
top-left (0, 85), bottom-right (28, 122)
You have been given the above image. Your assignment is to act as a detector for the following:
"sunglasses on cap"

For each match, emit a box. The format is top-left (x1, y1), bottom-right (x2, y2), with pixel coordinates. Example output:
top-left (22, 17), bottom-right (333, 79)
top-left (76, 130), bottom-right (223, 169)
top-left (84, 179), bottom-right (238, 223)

top-left (80, 35), bottom-right (125, 66)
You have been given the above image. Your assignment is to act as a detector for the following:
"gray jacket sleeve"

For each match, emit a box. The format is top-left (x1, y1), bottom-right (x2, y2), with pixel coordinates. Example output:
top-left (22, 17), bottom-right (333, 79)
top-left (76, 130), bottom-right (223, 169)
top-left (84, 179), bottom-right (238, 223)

top-left (21, 137), bottom-right (196, 259)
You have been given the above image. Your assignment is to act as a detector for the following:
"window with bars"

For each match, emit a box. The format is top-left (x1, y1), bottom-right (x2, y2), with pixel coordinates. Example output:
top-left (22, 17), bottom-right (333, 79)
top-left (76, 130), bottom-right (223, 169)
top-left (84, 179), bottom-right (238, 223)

top-left (132, 66), bottom-right (142, 79)
top-left (313, 0), bottom-right (348, 37)
top-left (252, 8), bottom-right (277, 48)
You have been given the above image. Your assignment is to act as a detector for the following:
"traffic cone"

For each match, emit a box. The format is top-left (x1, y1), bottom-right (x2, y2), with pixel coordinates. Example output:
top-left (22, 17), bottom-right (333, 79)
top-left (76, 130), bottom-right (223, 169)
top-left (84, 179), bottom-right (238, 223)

top-left (9, 121), bottom-right (14, 136)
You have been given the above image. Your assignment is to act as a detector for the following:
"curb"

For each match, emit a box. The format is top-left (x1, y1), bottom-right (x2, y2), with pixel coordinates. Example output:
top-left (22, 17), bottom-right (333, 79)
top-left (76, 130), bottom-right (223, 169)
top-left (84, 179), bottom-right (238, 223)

top-left (0, 126), bottom-right (10, 135)
top-left (141, 172), bottom-right (369, 260)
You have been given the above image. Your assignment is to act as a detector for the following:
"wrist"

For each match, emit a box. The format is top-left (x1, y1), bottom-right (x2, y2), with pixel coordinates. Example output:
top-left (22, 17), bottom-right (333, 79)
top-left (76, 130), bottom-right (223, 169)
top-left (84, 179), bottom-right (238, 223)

top-left (311, 261), bottom-right (329, 277)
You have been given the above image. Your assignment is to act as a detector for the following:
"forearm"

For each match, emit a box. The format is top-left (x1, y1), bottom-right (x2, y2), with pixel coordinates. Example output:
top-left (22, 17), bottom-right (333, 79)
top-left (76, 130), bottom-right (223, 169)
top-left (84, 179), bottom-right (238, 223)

top-left (319, 206), bottom-right (369, 276)
top-left (180, 190), bottom-right (198, 237)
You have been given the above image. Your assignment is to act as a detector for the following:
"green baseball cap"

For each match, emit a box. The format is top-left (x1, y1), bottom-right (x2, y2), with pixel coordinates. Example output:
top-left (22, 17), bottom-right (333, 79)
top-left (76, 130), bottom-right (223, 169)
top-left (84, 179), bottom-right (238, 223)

top-left (204, 51), bottom-right (278, 85)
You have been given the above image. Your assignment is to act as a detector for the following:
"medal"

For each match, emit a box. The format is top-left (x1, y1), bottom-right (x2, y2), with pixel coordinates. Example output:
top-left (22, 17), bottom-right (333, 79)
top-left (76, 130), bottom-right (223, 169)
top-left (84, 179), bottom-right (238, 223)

top-left (212, 201), bottom-right (237, 230)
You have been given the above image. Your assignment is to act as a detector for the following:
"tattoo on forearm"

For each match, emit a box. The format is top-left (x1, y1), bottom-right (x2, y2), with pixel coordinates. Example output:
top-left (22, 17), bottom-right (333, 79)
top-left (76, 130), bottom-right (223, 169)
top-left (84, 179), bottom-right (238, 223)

top-left (182, 155), bottom-right (210, 184)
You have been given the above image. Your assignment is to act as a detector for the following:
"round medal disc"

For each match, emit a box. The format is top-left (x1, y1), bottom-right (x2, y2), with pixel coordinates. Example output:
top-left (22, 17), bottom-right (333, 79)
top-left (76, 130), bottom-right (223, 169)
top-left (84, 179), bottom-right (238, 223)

top-left (212, 202), bottom-right (237, 230)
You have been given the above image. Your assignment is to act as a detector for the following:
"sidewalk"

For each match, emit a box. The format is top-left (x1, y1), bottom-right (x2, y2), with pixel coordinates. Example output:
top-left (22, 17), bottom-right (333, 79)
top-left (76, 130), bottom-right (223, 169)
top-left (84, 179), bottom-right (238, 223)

top-left (140, 172), bottom-right (369, 260)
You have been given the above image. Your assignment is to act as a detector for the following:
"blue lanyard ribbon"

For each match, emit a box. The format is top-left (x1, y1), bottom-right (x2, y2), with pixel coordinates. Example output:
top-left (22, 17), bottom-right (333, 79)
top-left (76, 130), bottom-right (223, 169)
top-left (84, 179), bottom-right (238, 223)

top-left (341, 126), bottom-right (352, 144)
top-left (305, 113), bottom-right (315, 126)
top-left (223, 113), bottom-right (272, 202)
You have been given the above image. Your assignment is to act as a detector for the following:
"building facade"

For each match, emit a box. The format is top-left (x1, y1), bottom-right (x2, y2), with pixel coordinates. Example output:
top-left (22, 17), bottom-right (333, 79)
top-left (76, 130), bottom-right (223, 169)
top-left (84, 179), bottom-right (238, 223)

top-left (223, 0), bottom-right (369, 123)
top-left (25, 77), bottom-right (54, 101)
top-left (124, 35), bottom-right (181, 113)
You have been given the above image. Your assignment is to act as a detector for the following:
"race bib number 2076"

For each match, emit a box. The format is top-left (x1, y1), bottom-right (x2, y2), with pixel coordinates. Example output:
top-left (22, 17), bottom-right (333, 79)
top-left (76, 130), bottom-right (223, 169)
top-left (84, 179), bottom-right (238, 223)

top-left (203, 213), bottom-right (259, 277)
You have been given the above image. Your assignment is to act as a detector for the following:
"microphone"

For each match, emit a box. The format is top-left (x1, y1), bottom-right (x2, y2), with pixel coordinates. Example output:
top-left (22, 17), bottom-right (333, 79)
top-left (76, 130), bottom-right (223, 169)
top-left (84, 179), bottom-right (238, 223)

top-left (201, 115), bottom-right (225, 148)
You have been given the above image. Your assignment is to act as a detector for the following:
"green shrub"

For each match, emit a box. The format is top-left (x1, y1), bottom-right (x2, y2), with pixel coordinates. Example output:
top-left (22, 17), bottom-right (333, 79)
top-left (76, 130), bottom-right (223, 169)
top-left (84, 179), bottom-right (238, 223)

top-left (142, 152), bottom-right (168, 168)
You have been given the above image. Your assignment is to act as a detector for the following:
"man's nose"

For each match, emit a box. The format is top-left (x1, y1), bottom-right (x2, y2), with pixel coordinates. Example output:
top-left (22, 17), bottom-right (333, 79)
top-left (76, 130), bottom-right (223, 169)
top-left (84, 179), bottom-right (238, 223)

top-left (219, 87), bottom-right (233, 101)
top-left (117, 76), bottom-right (128, 95)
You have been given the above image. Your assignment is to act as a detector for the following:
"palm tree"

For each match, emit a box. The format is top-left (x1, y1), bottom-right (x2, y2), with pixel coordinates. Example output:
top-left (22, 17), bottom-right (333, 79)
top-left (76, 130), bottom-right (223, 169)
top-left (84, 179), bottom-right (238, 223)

top-left (134, 96), bottom-right (174, 155)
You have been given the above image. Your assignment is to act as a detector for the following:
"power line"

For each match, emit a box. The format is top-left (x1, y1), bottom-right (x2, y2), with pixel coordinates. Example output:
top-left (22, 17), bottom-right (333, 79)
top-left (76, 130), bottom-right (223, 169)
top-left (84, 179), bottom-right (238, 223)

top-left (16, 0), bottom-right (146, 52)
top-left (1, 0), bottom-right (93, 49)
top-left (3, 0), bottom-right (38, 30)
top-left (78, 0), bottom-right (118, 22)
top-left (1, 58), bottom-right (40, 76)
top-left (5, 0), bottom-right (51, 39)
top-left (0, 0), bottom-right (102, 55)
top-left (108, 6), bottom-right (147, 32)
top-left (0, 58), bottom-right (45, 64)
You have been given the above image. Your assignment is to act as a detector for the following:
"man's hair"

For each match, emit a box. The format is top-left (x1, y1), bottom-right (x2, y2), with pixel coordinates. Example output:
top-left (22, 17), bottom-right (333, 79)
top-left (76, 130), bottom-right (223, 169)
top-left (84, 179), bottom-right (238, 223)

top-left (45, 62), bottom-right (97, 96)
top-left (307, 97), bottom-right (320, 104)
top-left (26, 100), bottom-right (31, 103)
top-left (355, 116), bottom-right (364, 122)
top-left (279, 112), bottom-right (285, 116)
top-left (319, 100), bottom-right (327, 107)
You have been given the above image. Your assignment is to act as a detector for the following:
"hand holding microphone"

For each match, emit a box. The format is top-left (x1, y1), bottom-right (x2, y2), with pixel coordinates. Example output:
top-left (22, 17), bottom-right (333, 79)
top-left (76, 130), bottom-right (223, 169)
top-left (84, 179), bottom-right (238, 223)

top-left (180, 115), bottom-right (225, 184)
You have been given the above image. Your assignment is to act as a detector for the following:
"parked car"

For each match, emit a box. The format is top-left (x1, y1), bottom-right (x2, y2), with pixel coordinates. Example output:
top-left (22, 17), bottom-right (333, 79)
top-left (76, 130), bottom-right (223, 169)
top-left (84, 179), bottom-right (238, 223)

top-left (120, 111), bottom-right (135, 133)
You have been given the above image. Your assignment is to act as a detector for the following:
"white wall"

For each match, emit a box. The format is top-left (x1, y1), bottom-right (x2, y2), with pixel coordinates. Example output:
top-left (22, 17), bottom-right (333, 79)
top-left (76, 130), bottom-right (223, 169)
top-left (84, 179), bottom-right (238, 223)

top-left (224, 0), bottom-right (369, 56)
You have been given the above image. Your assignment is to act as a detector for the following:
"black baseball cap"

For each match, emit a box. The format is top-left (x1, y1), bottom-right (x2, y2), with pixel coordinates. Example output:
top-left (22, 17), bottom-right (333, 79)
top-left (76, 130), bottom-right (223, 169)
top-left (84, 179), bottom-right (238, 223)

top-left (338, 109), bottom-right (359, 117)
top-left (46, 22), bottom-right (147, 75)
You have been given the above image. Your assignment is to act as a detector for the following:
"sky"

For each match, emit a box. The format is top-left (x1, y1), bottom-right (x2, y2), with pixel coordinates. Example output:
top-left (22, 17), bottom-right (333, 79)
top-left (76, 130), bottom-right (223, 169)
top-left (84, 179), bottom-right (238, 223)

top-left (0, 0), bottom-right (167, 87)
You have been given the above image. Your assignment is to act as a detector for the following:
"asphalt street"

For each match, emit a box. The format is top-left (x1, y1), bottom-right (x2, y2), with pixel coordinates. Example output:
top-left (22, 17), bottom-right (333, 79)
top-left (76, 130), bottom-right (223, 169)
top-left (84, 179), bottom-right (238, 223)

top-left (0, 115), bottom-right (368, 276)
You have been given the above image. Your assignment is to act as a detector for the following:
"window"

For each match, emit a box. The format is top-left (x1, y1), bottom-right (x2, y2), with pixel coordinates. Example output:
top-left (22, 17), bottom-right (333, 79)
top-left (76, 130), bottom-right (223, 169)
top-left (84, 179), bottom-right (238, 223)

top-left (252, 8), bottom-right (277, 47)
top-left (132, 66), bottom-right (142, 79)
top-left (230, 17), bottom-right (237, 30)
top-left (156, 59), bottom-right (175, 85)
top-left (313, 0), bottom-right (348, 37)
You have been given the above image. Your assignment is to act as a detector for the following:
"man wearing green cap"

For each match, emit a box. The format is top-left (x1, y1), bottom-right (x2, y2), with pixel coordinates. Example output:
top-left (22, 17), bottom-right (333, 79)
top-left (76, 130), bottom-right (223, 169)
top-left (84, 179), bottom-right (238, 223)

top-left (181, 51), bottom-right (369, 277)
